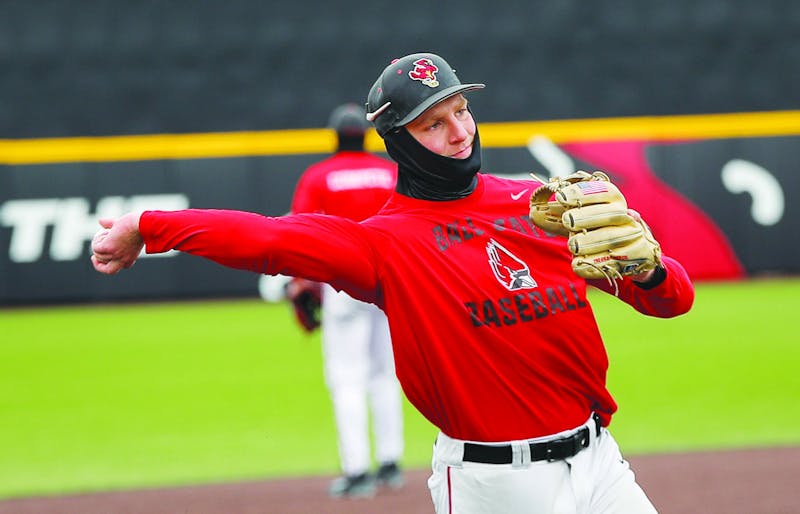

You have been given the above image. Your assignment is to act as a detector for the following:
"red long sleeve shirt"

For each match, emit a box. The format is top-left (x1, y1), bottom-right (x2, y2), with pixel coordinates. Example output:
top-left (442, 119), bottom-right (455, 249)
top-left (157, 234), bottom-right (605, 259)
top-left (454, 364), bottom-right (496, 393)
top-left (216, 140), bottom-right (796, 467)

top-left (140, 173), bottom-right (694, 442)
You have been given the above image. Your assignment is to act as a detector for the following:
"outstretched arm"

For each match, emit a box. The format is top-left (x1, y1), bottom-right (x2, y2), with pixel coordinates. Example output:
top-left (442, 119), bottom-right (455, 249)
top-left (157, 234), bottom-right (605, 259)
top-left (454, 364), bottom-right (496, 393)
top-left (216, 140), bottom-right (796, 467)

top-left (91, 212), bottom-right (145, 275)
top-left (90, 209), bottom-right (383, 304)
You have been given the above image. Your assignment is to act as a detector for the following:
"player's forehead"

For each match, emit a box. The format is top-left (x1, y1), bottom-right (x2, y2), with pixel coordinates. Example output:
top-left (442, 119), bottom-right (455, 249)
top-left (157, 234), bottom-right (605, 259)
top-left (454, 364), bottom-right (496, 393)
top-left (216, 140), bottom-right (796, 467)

top-left (411, 94), bottom-right (468, 125)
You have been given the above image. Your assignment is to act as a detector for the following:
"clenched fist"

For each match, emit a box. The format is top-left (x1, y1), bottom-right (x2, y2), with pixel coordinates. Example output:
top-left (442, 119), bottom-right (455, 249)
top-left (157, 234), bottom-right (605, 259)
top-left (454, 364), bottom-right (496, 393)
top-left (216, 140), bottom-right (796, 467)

top-left (91, 212), bottom-right (145, 275)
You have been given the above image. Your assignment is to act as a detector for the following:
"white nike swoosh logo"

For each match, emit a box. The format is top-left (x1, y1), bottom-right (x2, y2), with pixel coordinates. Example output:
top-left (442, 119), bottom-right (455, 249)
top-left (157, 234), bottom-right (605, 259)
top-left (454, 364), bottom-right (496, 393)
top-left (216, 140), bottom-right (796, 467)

top-left (511, 189), bottom-right (529, 200)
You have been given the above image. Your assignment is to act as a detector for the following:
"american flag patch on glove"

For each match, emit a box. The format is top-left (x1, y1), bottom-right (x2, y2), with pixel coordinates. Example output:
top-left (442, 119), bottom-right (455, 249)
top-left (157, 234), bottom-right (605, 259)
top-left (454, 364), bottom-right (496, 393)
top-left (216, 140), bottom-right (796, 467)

top-left (577, 181), bottom-right (609, 194)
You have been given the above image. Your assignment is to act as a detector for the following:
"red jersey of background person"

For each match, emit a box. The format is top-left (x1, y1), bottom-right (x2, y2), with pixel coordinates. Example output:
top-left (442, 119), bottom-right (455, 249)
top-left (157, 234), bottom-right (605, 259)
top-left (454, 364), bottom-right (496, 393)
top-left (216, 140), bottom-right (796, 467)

top-left (291, 151), bottom-right (397, 220)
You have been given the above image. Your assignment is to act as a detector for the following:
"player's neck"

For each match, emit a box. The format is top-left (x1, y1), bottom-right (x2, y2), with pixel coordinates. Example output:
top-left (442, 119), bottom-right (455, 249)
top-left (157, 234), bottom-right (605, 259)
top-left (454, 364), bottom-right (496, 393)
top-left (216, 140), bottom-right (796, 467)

top-left (386, 128), bottom-right (481, 201)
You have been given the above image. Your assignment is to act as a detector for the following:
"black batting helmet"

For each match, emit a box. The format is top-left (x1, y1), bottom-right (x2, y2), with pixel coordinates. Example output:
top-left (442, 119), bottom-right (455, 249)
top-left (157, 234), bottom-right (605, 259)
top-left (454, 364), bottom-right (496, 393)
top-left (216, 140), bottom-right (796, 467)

top-left (328, 103), bottom-right (371, 137)
top-left (366, 53), bottom-right (485, 137)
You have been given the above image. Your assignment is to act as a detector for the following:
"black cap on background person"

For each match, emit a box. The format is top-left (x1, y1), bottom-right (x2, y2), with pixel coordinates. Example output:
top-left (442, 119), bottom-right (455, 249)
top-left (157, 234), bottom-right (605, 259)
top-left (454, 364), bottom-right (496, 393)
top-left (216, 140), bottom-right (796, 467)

top-left (329, 103), bottom-right (370, 152)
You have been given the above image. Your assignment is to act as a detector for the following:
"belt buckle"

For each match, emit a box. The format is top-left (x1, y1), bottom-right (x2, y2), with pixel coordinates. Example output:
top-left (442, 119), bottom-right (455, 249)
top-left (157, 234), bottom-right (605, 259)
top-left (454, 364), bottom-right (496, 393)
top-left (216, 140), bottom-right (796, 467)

top-left (533, 421), bottom-right (594, 463)
top-left (544, 437), bottom-right (568, 462)
top-left (547, 427), bottom-right (588, 462)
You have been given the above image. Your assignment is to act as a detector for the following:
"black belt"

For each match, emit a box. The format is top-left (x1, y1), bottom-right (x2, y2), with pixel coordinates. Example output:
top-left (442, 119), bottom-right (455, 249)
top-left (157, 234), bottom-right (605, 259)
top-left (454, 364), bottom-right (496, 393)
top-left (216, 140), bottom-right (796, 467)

top-left (462, 413), bottom-right (602, 464)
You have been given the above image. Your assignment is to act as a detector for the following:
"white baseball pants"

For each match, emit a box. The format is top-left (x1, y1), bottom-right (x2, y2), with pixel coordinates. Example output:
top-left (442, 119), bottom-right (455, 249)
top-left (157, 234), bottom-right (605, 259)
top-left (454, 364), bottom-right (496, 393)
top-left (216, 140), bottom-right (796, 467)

top-left (321, 284), bottom-right (404, 476)
top-left (428, 414), bottom-right (657, 514)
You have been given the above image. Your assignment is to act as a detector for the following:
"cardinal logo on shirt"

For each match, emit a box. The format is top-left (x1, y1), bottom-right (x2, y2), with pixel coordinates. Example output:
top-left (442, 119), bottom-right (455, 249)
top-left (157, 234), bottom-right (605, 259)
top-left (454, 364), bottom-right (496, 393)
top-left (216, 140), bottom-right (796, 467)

top-left (486, 239), bottom-right (537, 291)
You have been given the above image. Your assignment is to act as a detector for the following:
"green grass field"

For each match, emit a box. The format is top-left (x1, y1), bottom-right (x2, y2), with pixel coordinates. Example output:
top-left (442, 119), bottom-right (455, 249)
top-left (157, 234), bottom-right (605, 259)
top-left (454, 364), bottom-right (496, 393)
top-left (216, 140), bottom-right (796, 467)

top-left (1, 278), bottom-right (798, 499)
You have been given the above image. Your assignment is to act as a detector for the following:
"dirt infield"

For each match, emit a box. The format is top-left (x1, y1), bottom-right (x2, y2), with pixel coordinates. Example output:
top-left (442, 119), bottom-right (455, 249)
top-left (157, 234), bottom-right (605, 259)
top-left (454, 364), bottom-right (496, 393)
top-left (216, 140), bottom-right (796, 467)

top-left (1, 447), bottom-right (797, 514)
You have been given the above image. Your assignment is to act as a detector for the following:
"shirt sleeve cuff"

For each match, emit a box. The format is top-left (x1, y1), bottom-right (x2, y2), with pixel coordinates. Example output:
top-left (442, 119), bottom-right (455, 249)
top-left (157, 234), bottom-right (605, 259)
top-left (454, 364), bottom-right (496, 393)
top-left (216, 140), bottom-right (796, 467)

top-left (633, 264), bottom-right (667, 290)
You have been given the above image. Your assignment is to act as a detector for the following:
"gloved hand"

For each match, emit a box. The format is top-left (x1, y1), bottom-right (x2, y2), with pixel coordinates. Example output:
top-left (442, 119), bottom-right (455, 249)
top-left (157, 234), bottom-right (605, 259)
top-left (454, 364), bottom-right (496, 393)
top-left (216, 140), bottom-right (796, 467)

top-left (529, 171), bottom-right (662, 287)
top-left (285, 278), bottom-right (322, 332)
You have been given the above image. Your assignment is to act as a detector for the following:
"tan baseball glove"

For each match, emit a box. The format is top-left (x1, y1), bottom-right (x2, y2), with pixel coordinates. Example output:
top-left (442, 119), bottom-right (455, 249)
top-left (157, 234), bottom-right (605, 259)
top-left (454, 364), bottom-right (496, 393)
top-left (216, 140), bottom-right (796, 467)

top-left (529, 171), bottom-right (662, 287)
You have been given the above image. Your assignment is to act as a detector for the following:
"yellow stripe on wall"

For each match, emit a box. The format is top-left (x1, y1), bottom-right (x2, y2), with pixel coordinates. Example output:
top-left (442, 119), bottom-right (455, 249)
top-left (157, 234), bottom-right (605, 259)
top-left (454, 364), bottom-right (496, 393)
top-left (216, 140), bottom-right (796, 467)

top-left (479, 110), bottom-right (800, 146)
top-left (0, 129), bottom-right (337, 165)
top-left (1, 110), bottom-right (798, 165)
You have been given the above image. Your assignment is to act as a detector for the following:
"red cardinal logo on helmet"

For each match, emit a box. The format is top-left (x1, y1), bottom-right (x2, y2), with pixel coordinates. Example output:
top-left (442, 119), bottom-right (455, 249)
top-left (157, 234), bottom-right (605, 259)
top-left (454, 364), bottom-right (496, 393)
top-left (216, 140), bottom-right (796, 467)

top-left (487, 239), bottom-right (538, 291)
top-left (408, 58), bottom-right (440, 88)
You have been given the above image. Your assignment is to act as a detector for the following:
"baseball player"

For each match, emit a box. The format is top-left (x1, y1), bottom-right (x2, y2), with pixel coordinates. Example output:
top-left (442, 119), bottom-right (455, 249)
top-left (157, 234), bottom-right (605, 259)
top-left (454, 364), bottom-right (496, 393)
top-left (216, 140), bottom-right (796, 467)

top-left (91, 52), bottom-right (695, 513)
top-left (286, 103), bottom-right (404, 498)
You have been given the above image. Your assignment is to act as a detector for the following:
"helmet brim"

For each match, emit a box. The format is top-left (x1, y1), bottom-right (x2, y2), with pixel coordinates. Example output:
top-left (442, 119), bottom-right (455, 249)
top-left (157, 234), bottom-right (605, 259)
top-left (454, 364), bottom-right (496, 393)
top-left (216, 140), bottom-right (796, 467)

top-left (395, 83), bottom-right (485, 128)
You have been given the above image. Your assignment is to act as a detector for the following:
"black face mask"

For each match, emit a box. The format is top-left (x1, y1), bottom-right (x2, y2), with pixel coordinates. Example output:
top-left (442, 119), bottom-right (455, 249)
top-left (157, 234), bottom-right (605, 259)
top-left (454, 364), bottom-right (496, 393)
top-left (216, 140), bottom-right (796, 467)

top-left (383, 127), bottom-right (482, 201)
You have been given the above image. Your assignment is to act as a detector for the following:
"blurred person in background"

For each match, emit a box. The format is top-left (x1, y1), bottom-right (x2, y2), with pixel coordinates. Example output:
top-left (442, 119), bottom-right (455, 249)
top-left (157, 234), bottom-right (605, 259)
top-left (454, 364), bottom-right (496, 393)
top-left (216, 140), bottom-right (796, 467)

top-left (285, 103), bottom-right (404, 498)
